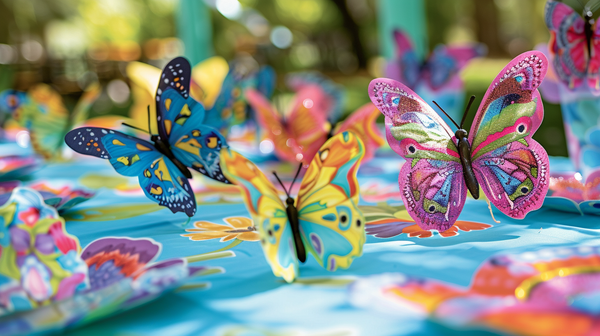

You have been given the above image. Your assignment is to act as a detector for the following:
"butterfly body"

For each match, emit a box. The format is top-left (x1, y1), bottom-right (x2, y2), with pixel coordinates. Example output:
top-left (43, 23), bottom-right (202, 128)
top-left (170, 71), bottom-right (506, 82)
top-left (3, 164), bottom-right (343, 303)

top-left (283, 197), bottom-right (307, 263)
top-left (150, 134), bottom-right (192, 179)
top-left (455, 128), bottom-right (479, 199)
top-left (371, 51), bottom-right (550, 231)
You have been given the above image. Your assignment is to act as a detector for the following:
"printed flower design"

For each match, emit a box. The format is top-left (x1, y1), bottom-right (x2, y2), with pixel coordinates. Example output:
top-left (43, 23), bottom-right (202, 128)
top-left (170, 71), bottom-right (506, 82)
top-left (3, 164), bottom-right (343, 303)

top-left (360, 203), bottom-right (492, 238)
top-left (182, 217), bottom-right (260, 242)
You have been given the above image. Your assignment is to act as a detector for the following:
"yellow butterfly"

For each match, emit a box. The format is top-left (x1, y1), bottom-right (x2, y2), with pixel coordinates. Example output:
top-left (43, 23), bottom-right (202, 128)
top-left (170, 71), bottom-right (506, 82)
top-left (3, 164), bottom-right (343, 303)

top-left (127, 56), bottom-right (229, 132)
top-left (220, 131), bottom-right (366, 282)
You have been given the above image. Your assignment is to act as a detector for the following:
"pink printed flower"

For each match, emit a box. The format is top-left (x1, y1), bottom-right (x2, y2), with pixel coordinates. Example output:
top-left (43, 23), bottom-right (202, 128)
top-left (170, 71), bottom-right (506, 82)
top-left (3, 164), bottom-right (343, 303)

top-left (18, 207), bottom-right (40, 227)
top-left (49, 221), bottom-right (78, 254)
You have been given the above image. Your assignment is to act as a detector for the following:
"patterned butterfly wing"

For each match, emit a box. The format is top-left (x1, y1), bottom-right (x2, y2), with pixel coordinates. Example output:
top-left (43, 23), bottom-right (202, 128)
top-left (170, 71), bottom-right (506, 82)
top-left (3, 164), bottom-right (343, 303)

top-left (334, 103), bottom-right (384, 162)
top-left (469, 51), bottom-right (550, 219)
top-left (156, 57), bottom-right (229, 183)
top-left (204, 68), bottom-right (246, 132)
top-left (544, 0), bottom-right (589, 91)
top-left (65, 127), bottom-right (196, 216)
top-left (219, 149), bottom-right (298, 282)
top-left (296, 132), bottom-right (366, 271)
top-left (369, 78), bottom-right (466, 231)
top-left (589, 19), bottom-right (600, 91)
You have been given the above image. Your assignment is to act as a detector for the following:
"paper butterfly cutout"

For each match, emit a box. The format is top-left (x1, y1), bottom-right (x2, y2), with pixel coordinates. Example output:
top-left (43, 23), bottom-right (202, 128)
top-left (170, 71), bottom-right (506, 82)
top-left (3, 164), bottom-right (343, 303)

top-left (0, 83), bottom-right (101, 159)
top-left (220, 131), bottom-right (366, 283)
top-left (370, 51), bottom-right (550, 231)
top-left (65, 57), bottom-right (230, 217)
top-left (285, 71), bottom-right (345, 123)
top-left (246, 87), bottom-right (383, 164)
top-left (545, 0), bottom-right (600, 93)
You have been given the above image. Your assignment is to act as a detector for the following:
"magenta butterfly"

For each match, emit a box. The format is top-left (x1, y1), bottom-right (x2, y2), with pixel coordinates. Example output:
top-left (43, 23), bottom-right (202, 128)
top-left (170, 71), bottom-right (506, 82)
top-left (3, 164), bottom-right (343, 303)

top-left (545, 0), bottom-right (600, 92)
top-left (369, 51), bottom-right (550, 231)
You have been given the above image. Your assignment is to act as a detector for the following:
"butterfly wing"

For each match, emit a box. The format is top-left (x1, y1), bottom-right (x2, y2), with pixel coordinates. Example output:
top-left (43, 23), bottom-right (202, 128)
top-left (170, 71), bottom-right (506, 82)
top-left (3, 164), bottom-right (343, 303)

top-left (544, 0), bottom-right (588, 90)
top-left (155, 57), bottom-right (229, 183)
top-left (190, 56), bottom-right (229, 108)
top-left (296, 131), bottom-right (366, 271)
top-left (588, 19), bottom-right (600, 91)
top-left (219, 148), bottom-right (298, 282)
top-left (204, 67), bottom-right (246, 132)
top-left (65, 127), bottom-right (196, 216)
top-left (16, 84), bottom-right (70, 159)
top-left (422, 43), bottom-right (486, 91)
top-left (126, 61), bottom-right (161, 131)
top-left (285, 71), bottom-right (345, 123)
top-left (469, 51), bottom-right (549, 219)
top-left (334, 103), bottom-right (384, 162)
top-left (369, 78), bottom-right (466, 231)
top-left (246, 88), bottom-right (301, 162)
top-left (386, 29), bottom-right (421, 89)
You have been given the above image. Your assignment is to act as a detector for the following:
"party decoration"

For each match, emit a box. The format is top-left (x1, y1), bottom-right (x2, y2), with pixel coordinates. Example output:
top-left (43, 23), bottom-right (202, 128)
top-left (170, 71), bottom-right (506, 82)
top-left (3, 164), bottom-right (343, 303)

top-left (545, 0), bottom-right (600, 93)
top-left (369, 51), bottom-right (550, 231)
top-left (386, 29), bottom-right (486, 121)
top-left (350, 246), bottom-right (600, 336)
top-left (181, 216), bottom-right (260, 242)
top-left (220, 131), bottom-right (366, 283)
top-left (0, 187), bottom-right (223, 335)
top-left (544, 169), bottom-right (600, 215)
top-left (360, 203), bottom-right (492, 238)
top-left (247, 87), bottom-right (383, 164)
top-left (0, 83), bottom-right (101, 159)
top-left (65, 57), bottom-right (231, 217)
top-left (0, 181), bottom-right (95, 214)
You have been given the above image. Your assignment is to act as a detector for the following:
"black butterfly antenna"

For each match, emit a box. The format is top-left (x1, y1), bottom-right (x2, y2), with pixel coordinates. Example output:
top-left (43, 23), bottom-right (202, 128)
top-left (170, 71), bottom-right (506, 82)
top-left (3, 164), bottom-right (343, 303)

top-left (272, 171), bottom-right (291, 198)
top-left (460, 95), bottom-right (476, 129)
top-left (121, 122), bottom-right (150, 134)
top-left (432, 100), bottom-right (460, 129)
top-left (272, 163), bottom-right (303, 198)
top-left (147, 105), bottom-right (153, 135)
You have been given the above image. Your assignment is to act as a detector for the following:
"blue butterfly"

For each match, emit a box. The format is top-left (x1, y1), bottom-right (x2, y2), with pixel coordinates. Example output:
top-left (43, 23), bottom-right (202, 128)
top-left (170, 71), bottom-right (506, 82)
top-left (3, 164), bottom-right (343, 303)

top-left (65, 57), bottom-right (230, 216)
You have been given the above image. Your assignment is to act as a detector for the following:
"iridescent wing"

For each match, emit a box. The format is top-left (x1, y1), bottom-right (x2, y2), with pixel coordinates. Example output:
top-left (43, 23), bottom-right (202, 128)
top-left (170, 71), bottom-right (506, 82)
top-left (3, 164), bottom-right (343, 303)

top-left (219, 148), bottom-right (298, 282)
top-left (469, 51), bottom-right (550, 218)
top-left (422, 43), bottom-right (486, 91)
top-left (296, 131), bottom-right (366, 271)
top-left (155, 57), bottom-right (229, 183)
top-left (65, 127), bottom-right (196, 216)
top-left (369, 78), bottom-right (466, 231)
top-left (544, 0), bottom-right (589, 90)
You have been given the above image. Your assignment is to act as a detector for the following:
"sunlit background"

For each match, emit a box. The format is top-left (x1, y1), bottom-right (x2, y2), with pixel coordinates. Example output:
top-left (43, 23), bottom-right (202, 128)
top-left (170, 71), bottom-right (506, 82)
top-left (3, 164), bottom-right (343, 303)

top-left (0, 0), bottom-right (568, 154)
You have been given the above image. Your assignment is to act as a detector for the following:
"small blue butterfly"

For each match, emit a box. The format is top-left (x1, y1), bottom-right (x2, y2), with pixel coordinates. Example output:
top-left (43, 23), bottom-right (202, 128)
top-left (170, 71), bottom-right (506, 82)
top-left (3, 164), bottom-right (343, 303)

top-left (65, 57), bottom-right (230, 216)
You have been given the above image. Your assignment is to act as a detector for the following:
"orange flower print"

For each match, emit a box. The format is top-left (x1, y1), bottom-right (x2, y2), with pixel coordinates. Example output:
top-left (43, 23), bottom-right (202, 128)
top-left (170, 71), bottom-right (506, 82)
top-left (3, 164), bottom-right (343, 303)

top-left (181, 217), bottom-right (260, 242)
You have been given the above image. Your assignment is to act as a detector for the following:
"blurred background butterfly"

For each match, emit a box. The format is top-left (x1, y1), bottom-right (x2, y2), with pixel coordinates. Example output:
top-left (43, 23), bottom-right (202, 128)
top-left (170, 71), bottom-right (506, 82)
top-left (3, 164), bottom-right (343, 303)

top-left (0, 83), bottom-right (101, 160)
top-left (370, 51), bottom-right (550, 231)
top-left (65, 57), bottom-right (230, 217)
top-left (246, 74), bottom-right (383, 165)
top-left (385, 28), bottom-right (486, 124)
top-left (220, 131), bottom-right (366, 283)
top-left (545, 0), bottom-right (600, 93)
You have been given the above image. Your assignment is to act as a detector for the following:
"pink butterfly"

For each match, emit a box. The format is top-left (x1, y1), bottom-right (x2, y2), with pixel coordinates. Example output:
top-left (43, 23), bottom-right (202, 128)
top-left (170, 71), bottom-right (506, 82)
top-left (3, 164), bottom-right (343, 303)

top-left (369, 51), bottom-right (550, 231)
top-left (545, 0), bottom-right (600, 92)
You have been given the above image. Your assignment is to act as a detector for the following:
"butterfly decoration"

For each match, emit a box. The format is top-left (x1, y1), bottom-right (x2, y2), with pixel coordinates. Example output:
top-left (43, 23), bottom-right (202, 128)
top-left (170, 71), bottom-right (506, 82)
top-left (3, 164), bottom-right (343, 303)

top-left (65, 57), bottom-right (230, 217)
top-left (545, 0), bottom-right (600, 93)
top-left (285, 71), bottom-right (345, 123)
top-left (246, 84), bottom-right (383, 164)
top-left (0, 83), bottom-right (101, 159)
top-left (386, 29), bottom-right (486, 122)
top-left (220, 131), bottom-right (366, 283)
top-left (369, 51), bottom-right (550, 231)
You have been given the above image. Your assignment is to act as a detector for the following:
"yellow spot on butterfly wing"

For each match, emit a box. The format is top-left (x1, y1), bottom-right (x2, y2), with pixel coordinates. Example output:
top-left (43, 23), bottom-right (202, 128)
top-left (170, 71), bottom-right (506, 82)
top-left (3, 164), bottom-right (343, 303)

top-left (131, 154), bottom-right (140, 165)
top-left (150, 186), bottom-right (163, 195)
top-left (165, 98), bottom-right (172, 111)
top-left (153, 158), bottom-right (173, 182)
top-left (117, 157), bottom-right (130, 165)
top-left (206, 137), bottom-right (218, 149)
top-left (112, 139), bottom-right (125, 146)
top-left (136, 143), bottom-right (151, 151)
top-left (164, 120), bottom-right (172, 135)
top-left (180, 104), bottom-right (191, 117)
